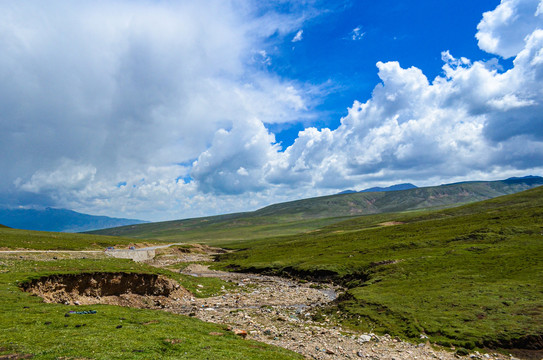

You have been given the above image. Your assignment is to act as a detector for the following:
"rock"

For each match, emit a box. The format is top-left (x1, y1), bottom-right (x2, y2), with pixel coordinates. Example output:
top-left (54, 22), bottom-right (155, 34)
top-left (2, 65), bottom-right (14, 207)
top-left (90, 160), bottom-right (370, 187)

top-left (325, 349), bottom-right (335, 354)
top-left (359, 335), bottom-right (372, 343)
top-left (357, 351), bottom-right (365, 357)
top-left (233, 329), bottom-right (248, 338)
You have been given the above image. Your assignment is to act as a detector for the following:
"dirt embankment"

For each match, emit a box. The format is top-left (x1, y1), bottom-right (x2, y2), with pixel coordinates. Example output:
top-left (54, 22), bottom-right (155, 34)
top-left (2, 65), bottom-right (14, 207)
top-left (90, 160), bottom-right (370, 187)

top-left (21, 272), bottom-right (191, 308)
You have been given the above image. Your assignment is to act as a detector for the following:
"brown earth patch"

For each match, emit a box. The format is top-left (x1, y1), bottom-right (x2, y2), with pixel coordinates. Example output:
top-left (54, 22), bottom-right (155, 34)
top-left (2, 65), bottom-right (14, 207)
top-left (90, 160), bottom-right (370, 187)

top-left (20, 272), bottom-right (191, 309)
top-left (378, 221), bottom-right (405, 226)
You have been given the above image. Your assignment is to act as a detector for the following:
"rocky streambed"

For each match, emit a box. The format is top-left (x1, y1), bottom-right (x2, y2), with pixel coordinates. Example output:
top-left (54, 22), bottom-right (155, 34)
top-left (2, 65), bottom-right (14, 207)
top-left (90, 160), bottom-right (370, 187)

top-left (171, 264), bottom-right (516, 360)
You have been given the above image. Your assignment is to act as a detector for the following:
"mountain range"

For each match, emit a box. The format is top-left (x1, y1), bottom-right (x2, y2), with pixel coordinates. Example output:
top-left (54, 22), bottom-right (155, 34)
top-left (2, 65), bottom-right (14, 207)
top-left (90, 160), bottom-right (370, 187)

top-left (338, 183), bottom-right (418, 194)
top-left (0, 207), bottom-right (146, 233)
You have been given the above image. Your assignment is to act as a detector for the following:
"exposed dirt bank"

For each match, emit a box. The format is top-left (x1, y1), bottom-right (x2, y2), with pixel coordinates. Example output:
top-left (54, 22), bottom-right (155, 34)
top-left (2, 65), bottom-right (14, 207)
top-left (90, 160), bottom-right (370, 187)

top-left (21, 272), bottom-right (190, 308)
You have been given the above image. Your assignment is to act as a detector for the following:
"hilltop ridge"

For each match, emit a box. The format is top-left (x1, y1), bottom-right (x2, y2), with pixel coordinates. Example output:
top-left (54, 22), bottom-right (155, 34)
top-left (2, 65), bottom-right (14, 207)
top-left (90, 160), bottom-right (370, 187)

top-left (89, 176), bottom-right (543, 243)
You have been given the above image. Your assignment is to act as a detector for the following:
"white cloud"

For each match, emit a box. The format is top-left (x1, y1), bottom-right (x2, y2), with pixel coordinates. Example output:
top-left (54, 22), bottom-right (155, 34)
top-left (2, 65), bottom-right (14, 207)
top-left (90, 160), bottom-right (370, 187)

top-left (351, 26), bottom-right (365, 40)
top-left (259, 2), bottom-right (543, 191)
top-left (476, 0), bottom-right (543, 58)
top-left (18, 160), bottom-right (97, 194)
top-left (0, 0), bottom-right (318, 220)
top-left (3, 0), bottom-right (543, 221)
top-left (191, 118), bottom-right (280, 195)
top-left (292, 29), bottom-right (304, 42)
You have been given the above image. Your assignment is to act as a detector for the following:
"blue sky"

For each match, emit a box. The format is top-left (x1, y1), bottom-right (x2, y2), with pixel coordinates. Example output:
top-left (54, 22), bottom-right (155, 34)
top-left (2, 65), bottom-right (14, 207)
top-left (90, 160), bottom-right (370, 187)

top-left (1, 0), bottom-right (542, 221)
top-left (270, 0), bottom-right (506, 147)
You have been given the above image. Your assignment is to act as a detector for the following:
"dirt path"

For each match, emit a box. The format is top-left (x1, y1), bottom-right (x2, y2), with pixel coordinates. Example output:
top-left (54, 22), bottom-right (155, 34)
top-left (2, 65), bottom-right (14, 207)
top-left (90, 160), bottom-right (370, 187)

top-left (0, 250), bottom-right (101, 253)
top-left (146, 246), bottom-right (516, 360)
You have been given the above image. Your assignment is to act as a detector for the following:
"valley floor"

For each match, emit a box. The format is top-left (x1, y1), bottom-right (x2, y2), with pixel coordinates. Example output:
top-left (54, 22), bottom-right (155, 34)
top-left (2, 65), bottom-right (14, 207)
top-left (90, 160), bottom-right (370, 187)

top-left (8, 245), bottom-right (534, 360)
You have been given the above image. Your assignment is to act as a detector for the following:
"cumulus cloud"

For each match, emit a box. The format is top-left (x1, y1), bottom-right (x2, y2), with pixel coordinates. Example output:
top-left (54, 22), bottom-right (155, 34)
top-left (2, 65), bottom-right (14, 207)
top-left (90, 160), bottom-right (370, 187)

top-left (192, 118), bottom-right (280, 195)
top-left (260, 0), bottom-right (543, 191)
top-left (3, 0), bottom-right (543, 221)
top-left (476, 0), bottom-right (543, 58)
top-left (268, 32), bottom-right (543, 187)
top-left (17, 160), bottom-right (97, 194)
top-left (0, 0), bottom-right (317, 219)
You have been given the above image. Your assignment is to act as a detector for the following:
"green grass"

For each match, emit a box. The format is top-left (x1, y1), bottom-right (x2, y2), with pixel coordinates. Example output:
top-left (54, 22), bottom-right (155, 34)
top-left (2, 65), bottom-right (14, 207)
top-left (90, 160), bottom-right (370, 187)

top-left (0, 257), bottom-right (301, 359)
top-left (0, 227), bottom-right (156, 250)
top-left (215, 186), bottom-right (543, 349)
top-left (88, 215), bottom-right (353, 245)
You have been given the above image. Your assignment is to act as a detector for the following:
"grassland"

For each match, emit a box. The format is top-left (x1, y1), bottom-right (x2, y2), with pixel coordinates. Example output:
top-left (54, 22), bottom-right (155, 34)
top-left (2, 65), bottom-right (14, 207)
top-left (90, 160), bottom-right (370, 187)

top-left (0, 227), bottom-right (151, 250)
top-left (89, 177), bottom-right (543, 245)
top-left (215, 186), bottom-right (543, 350)
top-left (0, 233), bottom-right (301, 359)
top-left (88, 214), bottom-right (352, 245)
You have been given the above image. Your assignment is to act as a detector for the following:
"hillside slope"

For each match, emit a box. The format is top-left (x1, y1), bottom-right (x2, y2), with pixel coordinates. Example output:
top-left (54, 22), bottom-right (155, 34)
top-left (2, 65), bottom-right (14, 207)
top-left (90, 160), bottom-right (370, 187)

top-left (216, 186), bottom-right (543, 351)
top-left (252, 176), bottom-right (543, 218)
top-left (89, 176), bottom-right (543, 243)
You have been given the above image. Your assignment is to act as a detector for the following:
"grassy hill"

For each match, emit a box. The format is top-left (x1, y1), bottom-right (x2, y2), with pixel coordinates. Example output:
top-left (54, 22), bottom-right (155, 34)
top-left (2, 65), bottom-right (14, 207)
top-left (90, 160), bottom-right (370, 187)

top-left (215, 186), bottom-right (543, 351)
top-left (89, 176), bottom-right (543, 244)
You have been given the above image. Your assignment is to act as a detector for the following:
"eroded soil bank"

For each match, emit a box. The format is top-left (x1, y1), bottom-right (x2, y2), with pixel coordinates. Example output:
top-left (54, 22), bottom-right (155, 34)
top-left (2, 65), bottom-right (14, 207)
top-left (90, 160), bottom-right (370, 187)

top-left (22, 272), bottom-right (190, 308)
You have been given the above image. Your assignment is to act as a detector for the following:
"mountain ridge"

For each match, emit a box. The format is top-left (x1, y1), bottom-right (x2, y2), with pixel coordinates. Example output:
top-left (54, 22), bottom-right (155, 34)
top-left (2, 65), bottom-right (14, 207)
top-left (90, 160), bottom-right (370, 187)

top-left (339, 183), bottom-right (418, 194)
top-left (0, 207), bottom-right (147, 233)
top-left (89, 176), bottom-right (543, 242)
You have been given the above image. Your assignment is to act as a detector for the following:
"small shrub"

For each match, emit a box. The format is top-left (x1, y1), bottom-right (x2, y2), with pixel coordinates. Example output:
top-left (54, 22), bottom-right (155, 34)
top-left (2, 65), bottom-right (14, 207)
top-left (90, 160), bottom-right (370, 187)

top-left (455, 348), bottom-right (470, 356)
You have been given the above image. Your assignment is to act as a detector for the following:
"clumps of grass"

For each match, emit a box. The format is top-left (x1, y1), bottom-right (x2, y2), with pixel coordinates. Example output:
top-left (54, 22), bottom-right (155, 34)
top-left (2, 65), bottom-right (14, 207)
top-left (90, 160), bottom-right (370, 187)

top-left (216, 187), bottom-right (543, 350)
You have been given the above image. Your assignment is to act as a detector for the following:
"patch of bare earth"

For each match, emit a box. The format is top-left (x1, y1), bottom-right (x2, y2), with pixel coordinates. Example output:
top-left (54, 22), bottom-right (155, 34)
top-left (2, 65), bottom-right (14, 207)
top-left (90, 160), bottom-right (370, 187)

top-left (22, 272), bottom-right (191, 309)
top-left (378, 221), bottom-right (405, 226)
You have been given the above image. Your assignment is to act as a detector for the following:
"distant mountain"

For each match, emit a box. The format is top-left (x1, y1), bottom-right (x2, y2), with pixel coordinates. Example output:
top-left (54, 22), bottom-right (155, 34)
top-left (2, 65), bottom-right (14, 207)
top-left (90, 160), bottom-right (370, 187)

top-left (337, 190), bottom-right (358, 195)
top-left (359, 183), bottom-right (417, 193)
top-left (504, 175), bottom-right (542, 182)
top-left (338, 183), bottom-right (417, 195)
top-left (0, 207), bottom-right (147, 233)
top-left (90, 176), bottom-right (543, 242)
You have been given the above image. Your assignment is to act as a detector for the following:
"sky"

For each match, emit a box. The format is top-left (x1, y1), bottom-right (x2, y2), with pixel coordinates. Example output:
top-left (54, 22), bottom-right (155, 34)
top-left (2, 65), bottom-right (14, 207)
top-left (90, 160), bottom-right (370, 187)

top-left (1, 0), bottom-right (543, 221)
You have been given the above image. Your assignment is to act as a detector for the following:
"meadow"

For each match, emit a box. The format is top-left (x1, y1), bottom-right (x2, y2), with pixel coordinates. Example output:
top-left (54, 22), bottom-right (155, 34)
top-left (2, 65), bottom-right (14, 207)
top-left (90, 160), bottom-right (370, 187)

top-left (215, 186), bottom-right (543, 351)
top-left (0, 240), bottom-right (301, 359)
